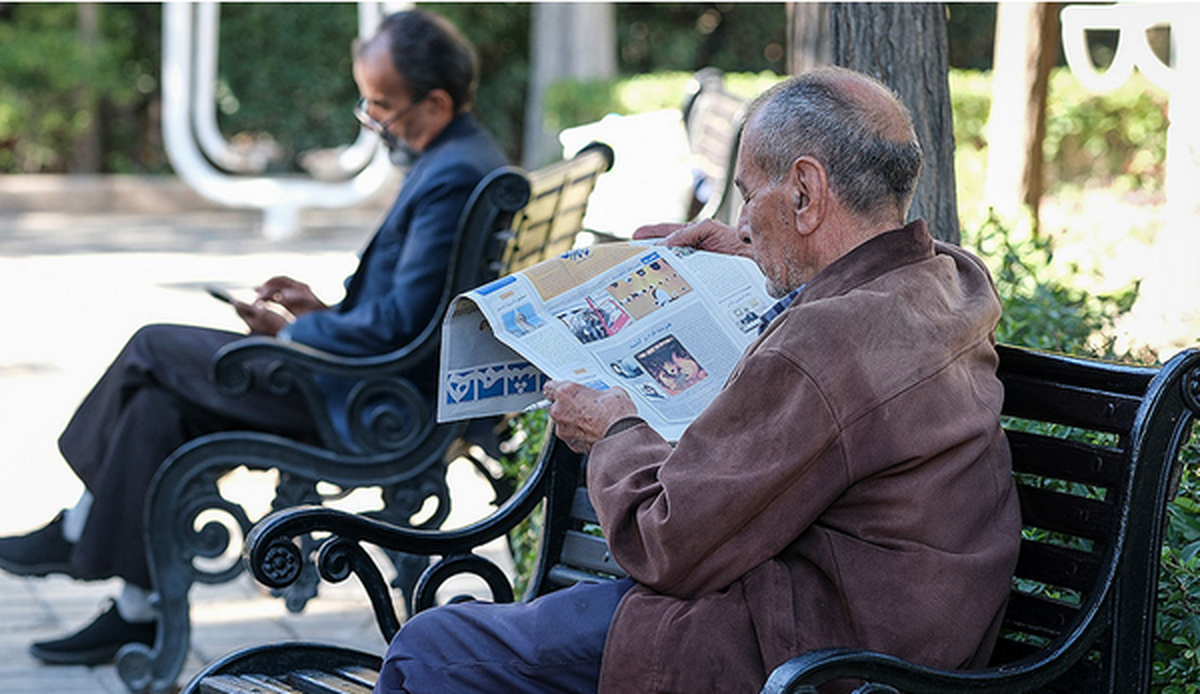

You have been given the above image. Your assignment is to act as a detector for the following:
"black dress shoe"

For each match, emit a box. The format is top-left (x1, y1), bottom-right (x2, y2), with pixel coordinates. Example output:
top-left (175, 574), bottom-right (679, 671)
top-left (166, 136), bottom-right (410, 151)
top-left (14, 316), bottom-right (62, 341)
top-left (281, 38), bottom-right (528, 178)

top-left (30, 601), bottom-right (156, 666)
top-left (0, 511), bottom-right (75, 577)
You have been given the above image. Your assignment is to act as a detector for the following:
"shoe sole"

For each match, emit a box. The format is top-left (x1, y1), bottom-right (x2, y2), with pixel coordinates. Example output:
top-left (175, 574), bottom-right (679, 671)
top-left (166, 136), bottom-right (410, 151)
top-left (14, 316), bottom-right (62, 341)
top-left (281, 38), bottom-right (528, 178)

top-left (29, 642), bottom-right (122, 667)
top-left (0, 557), bottom-right (76, 578)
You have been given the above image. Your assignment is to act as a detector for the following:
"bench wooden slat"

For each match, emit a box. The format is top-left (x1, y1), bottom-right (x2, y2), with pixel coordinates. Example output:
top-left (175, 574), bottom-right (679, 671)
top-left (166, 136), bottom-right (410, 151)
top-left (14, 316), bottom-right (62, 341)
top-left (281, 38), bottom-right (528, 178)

top-left (1007, 430), bottom-right (1125, 488)
top-left (1014, 539), bottom-right (1102, 594)
top-left (547, 565), bottom-right (620, 589)
top-left (287, 669), bottom-right (373, 694)
top-left (572, 487), bottom-right (599, 524)
top-left (200, 675), bottom-right (301, 694)
top-left (330, 666), bottom-right (378, 688)
top-left (1000, 374), bottom-right (1143, 433)
top-left (1016, 485), bottom-right (1114, 542)
top-left (1001, 591), bottom-right (1082, 639)
top-left (560, 529), bottom-right (625, 576)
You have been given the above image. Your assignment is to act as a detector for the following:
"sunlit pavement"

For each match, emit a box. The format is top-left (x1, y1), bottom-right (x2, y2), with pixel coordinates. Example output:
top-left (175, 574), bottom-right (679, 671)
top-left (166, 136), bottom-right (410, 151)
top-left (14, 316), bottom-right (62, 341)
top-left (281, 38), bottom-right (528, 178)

top-left (0, 176), bottom-right (513, 692)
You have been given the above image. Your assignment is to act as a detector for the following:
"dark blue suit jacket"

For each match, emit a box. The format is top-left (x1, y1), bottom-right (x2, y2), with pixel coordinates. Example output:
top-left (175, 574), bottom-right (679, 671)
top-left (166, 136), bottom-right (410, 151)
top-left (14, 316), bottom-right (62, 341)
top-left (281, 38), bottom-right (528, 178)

top-left (288, 114), bottom-right (507, 356)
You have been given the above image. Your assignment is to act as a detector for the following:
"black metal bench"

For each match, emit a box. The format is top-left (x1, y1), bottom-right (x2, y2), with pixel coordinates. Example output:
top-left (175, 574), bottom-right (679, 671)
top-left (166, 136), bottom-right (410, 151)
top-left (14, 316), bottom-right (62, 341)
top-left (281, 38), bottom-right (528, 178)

top-left (681, 67), bottom-right (748, 226)
top-left (115, 142), bottom-right (615, 694)
top-left (182, 344), bottom-right (1200, 694)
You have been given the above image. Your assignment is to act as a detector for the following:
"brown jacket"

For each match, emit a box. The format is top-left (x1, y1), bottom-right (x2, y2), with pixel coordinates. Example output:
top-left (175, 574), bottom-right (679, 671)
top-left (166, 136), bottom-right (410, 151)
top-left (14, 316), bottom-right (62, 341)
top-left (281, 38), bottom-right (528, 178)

top-left (590, 221), bottom-right (1022, 693)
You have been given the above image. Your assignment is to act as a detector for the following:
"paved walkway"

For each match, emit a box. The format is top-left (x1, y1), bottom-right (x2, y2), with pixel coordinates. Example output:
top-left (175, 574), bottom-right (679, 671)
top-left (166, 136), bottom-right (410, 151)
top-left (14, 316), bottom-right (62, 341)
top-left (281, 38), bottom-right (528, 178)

top-left (0, 177), bottom-right (512, 692)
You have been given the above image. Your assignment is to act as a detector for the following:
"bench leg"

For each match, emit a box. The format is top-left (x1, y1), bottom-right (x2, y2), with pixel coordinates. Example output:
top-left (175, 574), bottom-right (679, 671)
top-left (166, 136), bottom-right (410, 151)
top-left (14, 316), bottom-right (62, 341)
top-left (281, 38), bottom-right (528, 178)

top-left (120, 462), bottom-right (252, 694)
top-left (374, 466), bottom-right (450, 617)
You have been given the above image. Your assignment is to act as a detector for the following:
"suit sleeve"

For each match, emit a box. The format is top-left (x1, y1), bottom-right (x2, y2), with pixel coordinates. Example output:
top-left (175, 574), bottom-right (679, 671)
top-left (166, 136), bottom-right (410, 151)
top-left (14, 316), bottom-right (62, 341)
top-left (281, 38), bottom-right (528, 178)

top-left (588, 349), bottom-right (849, 598)
top-left (286, 163), bottom-right (473, 356)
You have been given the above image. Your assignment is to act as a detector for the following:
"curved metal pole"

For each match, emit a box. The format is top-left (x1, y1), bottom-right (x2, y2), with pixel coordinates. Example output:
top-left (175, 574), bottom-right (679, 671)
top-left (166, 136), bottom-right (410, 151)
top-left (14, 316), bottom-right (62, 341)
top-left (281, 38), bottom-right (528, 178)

top-left (161, 2), bottom-right (397, 240)
top-left (192, 2), bottom-right (381, 176)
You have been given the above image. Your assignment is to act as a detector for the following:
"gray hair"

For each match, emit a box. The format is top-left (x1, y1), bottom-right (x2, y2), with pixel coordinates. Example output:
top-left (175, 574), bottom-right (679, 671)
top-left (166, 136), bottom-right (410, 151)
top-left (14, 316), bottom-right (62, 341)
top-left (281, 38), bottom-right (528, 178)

top-left (746, 67), bottom-right (923, 217)
top-left (366, 10), bottom-right (478, 113)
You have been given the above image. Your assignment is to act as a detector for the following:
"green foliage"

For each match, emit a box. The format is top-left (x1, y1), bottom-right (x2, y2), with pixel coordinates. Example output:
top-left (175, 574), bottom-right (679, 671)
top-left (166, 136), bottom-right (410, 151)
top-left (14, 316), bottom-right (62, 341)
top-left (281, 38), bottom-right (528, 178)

top-left (616, 3), bottom-right (786, 76)
top-left (0, 4), bottom-right (160, 173)
top-left (216, 4), bottom-right (361, 171)
top-left (422, 3), bottom-right (531, 163)
top-left (949, 67), bottom-right (1169, 229)
top-left (1043, 69), bottom-right (1169, 195)
top-left (1157, 435), bottom-right (1200, 694)
top-left (964, 212), bottom-right (1137, 358)
top-left (498, 411), bottom-right (549, 597)
top-left (945, 3), bottom-right (997, 71)
top-left (543, 70), bottom-right (783, 135)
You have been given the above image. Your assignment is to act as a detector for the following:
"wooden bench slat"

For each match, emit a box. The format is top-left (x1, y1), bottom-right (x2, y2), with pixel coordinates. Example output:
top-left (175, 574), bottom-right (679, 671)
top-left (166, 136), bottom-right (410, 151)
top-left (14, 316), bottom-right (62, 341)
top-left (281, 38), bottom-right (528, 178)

top-left (1001, 591), bottom-right (1082, 638)
top-left (200, 675), bottom-right (301, 694)
top-left (1000, 374), bottom-right (1143, 433)
top-left (331, 666), bottom-right (378, 688)
top-left (1016, 485), bottom-right (1114, 542)
top-left (287, 669), bottom-right (373, 694)
top-left (571, 487), bottom-right (599, 524)
top-left (547, 565), bottom-right (622, 590)
top-left (1014, 539), bottom-right (1102, 594)
top-left (560, 529), bottom-right (625, 576)
top-left (1008, 430), bottom-right (1125, 487)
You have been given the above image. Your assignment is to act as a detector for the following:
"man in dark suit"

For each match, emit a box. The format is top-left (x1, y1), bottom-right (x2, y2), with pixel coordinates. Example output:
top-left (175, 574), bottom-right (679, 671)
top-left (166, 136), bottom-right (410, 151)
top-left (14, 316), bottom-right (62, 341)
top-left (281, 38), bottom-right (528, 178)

top-left (0, 9), bottom-right (506, 666)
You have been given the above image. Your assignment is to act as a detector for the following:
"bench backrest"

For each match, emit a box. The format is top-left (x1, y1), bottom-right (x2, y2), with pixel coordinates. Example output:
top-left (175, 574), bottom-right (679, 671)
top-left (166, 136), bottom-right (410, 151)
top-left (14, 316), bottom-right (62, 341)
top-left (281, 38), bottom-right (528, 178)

top-left (259, 144), bottom-right (613, 454)
top-left (681, 68), bottom-right (748, 226)
top-left (524, 344), bottom-right (1200, 692)
top-left (989, 344), bottom-right (1197, 692)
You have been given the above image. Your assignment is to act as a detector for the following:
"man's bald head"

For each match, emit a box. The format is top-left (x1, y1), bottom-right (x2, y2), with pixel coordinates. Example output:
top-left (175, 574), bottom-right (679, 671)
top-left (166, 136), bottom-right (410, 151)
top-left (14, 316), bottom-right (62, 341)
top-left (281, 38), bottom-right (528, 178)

top-left (745, 67), bottom-right (923, 222)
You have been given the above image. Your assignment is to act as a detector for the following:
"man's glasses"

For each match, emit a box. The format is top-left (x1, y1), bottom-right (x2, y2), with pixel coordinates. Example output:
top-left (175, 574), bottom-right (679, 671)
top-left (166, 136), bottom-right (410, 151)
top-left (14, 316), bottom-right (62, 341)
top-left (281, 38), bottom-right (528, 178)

top-left (353, 96), bottom-right (424, 136)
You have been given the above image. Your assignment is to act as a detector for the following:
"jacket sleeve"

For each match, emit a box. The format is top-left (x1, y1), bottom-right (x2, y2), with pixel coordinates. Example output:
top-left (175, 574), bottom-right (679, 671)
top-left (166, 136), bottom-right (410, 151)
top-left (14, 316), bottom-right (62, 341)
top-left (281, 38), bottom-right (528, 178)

top-left (588, 349), bottom-right (849, 598)
top-left (286, 162), bottom-right (473, 356)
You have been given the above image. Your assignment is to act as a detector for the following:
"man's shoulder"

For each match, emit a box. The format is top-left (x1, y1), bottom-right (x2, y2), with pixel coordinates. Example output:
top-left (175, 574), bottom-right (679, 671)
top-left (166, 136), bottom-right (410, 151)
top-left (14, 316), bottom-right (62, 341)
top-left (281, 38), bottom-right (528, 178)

top-left (429, 116), bottom-right (508, 173)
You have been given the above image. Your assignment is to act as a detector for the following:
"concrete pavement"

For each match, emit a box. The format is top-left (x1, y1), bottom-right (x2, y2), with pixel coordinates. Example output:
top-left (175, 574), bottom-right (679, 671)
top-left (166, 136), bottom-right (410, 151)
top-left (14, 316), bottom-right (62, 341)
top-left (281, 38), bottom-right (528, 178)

top-left (0, 175), bottom-right (513, 692)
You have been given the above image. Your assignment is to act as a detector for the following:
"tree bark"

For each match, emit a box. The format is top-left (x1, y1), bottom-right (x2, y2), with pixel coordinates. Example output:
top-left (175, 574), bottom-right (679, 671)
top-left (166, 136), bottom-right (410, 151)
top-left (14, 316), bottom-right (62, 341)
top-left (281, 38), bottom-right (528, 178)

top-left (523, 3), bottom-right (617, 168)
top-left (71, 2), bottom-right (103, 173)
top-left (827, 3), bottom-right (960, 244)
top-left (984, 2), bottom-right (1060, 231)
top-left (787, 3), bottom-right (831, 75)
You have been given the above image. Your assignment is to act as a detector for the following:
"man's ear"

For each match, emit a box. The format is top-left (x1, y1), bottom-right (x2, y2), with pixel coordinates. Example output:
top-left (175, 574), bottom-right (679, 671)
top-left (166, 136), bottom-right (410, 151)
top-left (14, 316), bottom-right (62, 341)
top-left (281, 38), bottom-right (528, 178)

top-left (790, 156), bottom-right (828, 235)
top-left (424, 88), bottom-right (455, 118)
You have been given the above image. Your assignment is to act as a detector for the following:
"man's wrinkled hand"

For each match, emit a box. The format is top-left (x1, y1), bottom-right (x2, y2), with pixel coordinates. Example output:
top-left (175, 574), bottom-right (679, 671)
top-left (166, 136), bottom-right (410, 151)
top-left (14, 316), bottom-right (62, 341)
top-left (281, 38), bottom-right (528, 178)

top-left (632, 219), bottom-right (752, 258)
top-left (256, 275), bottom-right (327, 317)
top-left (544, 380), bottom-right (637, 454)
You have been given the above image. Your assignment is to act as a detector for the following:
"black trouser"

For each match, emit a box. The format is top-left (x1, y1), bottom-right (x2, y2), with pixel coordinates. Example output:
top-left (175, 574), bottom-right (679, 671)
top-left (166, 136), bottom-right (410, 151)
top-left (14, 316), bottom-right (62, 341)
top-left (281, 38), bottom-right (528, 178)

top-left (58, 324), bottom-right (316, 588)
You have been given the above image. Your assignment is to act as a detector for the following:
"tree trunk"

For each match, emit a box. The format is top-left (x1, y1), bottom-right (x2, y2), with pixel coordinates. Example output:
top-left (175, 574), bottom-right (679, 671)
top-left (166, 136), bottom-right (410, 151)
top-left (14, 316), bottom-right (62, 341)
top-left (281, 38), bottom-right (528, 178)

top-left (71, 2), bottom-right (103, 173)
top-left (523, 3), bottom-right (617, 168)
top-left (787, 3), bottom-right (831, 75)
top-left (984, 2), bottom-right (1060, 232)
top-left (827, 3), bottom-right (960, 244)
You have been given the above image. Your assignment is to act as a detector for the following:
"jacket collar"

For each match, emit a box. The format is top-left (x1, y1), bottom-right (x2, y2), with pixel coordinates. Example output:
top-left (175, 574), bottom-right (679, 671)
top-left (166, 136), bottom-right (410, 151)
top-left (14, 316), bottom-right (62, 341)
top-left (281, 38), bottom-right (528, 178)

top-left (796, 219), bottom-right (934, 306)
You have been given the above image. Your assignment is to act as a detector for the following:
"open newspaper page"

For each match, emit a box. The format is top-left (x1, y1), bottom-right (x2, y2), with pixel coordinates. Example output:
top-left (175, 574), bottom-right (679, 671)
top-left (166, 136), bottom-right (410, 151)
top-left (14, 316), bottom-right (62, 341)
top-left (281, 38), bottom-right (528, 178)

top-left (438, 241), bottom-right (773, 441)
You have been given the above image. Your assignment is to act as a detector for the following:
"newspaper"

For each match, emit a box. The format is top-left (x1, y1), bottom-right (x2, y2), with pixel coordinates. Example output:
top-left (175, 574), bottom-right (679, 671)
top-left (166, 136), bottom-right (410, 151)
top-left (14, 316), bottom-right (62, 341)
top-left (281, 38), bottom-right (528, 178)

top-left (437, 241), bottom-right (774, 441)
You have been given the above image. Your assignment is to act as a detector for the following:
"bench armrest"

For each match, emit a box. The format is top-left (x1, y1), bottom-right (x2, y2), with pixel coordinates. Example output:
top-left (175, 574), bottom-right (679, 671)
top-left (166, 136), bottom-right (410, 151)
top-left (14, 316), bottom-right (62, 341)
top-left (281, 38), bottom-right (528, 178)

top-left (211, 334), bottom-right (439, 454)
top-left (243, 430), bottom-right (569, 641)
top-left (762, 636), bottom-right (1103, 694)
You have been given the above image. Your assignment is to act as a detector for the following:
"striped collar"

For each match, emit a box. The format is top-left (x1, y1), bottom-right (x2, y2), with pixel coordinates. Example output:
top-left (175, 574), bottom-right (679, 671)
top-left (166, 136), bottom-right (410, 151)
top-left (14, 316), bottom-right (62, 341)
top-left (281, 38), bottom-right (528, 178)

top-left (758, 284), bottom-right (805, 334)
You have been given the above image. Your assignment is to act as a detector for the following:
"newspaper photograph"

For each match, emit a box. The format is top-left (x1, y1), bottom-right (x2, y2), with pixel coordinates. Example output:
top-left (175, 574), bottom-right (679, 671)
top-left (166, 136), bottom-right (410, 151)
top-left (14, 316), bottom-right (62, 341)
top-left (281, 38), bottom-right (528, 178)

top-left (437, 241), bottom-right (774, 441)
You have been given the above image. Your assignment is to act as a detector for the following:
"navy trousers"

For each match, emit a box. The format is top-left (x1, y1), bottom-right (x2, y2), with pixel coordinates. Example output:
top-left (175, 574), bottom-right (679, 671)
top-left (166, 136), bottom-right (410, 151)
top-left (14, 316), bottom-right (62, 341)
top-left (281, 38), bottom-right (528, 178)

top-left (58, 324), bottom-right (318, 588)
top-left (375, 577), bottom-right (635, 693)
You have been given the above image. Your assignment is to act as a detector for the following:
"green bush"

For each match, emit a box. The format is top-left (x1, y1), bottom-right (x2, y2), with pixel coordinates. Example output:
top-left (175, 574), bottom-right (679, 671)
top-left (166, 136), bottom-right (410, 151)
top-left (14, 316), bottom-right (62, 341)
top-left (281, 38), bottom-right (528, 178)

top-left (542, 70), bottom-right (783, 135)
top-left (964, 212), bottom-right (1138, 357)
top-left (1158, 447), bottom-right (1200, 694)
top-left (948, 66), bottom-right (1169, 229)
top-left (216, 4), bottom-right (361, 171)
top-left (0, 4), bottom-right (160, 173)
top-left (964, 215), bottom-right (1200, 693)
